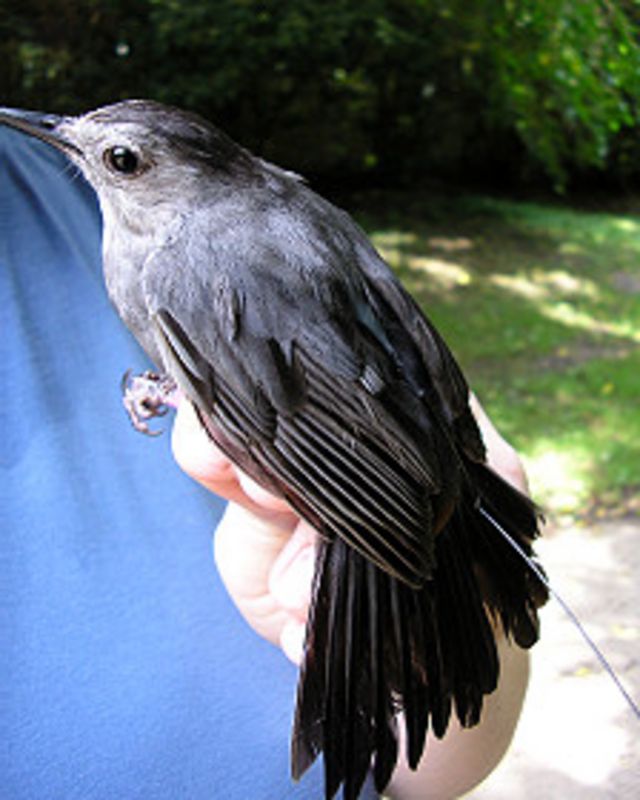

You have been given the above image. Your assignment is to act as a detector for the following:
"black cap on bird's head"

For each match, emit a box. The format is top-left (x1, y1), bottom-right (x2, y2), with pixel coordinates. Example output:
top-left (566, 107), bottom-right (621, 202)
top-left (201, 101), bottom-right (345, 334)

top-left (0, 100), bottom-right (255, 209)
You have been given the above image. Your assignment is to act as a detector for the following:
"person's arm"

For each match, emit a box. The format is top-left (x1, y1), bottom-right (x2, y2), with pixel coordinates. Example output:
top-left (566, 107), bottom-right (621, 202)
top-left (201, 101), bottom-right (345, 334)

top-left (172, 395), bottom-right (532, 797)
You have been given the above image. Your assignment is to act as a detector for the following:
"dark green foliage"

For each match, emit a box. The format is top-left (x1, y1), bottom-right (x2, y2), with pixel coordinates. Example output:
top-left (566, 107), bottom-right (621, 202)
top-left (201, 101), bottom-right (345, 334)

top-left (2, 1), bottom-right (640, 188)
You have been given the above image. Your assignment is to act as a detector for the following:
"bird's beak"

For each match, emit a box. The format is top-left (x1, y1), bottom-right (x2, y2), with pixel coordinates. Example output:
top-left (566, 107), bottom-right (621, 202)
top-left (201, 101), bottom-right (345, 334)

top-left (0, 108), bottom-right (82, 156)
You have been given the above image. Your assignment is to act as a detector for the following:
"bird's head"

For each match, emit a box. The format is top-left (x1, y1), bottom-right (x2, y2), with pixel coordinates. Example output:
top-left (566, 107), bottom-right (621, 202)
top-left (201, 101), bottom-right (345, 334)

top-left (0, 100), bottom-right (255, 233)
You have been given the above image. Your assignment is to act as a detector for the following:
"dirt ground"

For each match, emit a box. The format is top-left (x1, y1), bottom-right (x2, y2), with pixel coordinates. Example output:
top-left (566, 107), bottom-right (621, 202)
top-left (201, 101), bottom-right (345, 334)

top-left (470, 517), bottom-right (640, 799)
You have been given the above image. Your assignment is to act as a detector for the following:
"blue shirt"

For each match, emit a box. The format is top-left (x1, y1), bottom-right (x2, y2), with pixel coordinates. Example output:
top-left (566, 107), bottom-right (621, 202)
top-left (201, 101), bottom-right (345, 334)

top-left (0, 125), bottom-right (376, 799)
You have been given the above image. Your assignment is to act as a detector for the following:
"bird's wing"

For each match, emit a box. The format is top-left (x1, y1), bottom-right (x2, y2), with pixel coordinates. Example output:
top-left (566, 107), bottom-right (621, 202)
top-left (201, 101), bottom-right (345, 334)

top-left (348, 232), bottom-right (488, 463)
top-left (141, 239), bottom-right (461, 587)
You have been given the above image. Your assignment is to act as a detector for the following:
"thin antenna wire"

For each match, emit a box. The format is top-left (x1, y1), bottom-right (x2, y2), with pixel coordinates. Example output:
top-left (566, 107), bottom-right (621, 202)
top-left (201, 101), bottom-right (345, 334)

top-left (478, 503), bottom-right (640, 721)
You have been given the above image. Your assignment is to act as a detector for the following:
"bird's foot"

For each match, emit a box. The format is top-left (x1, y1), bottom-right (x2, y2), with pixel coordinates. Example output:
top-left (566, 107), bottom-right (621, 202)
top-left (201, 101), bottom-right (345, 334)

top-left (121, 369), bottom-right (178, 436)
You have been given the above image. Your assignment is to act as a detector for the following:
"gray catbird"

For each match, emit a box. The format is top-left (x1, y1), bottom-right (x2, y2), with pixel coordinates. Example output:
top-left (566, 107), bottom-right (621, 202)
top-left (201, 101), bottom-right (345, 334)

top-left (0, 101), bottom-right (547, 800)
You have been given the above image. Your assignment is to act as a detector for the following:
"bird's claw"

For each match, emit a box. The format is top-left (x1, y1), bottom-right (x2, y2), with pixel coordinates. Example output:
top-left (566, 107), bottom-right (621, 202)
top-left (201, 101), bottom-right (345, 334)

top-left (121, 369), bottom-right (178, 436)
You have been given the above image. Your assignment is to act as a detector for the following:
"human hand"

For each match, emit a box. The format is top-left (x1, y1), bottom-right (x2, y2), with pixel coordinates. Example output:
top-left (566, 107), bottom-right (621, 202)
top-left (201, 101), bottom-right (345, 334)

top-left (172, 394), bottom-right (529, 665)
top-left (172, 395), bottom-right (532, 798)
top-left (171, 401), bottom-right (316, 664)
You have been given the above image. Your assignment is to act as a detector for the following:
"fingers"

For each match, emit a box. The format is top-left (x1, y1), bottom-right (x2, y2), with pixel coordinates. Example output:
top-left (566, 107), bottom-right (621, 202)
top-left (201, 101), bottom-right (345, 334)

top-left (172, 399), bottom-right (316, 665)
top-left (237, 470), bottom-right (295, 515)
top-left (280, 619), bottom-right (306, 665)
top-left (172, 401), bottom-right (240, 499)
top-left (268, 519), bottom-right (316, 620)
top-left (213, 504), bottom-right (314, 662)
top-left (269, 520), bottom-right (316, 665)
top-left (172, 401), bottom-right (292, 515)
top-left (213, 502), bottom-right (297, 646)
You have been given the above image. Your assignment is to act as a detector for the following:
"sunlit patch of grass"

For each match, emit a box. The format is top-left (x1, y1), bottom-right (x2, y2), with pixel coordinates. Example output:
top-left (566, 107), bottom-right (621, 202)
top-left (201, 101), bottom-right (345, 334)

top-left (353, 191), bottom-right (640, 521)
top-left (471, 352), bottom-right (640, 521)
top-left (379, 245), bottom-right (474, 290)
top-left (538, 302), bottom-right (640, 342)
top-left (524, 445), bottom-right (593, 516)
top-left (489, 273), bottom-right (547, 300)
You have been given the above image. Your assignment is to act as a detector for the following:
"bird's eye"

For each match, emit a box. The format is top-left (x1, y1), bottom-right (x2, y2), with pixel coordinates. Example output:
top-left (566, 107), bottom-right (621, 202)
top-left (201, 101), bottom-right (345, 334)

top-left (104, 145), bottom-right (141, 175)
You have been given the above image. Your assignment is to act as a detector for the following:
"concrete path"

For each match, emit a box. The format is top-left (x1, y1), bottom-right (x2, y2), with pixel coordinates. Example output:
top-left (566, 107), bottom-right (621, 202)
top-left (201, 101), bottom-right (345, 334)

top-left (471, 518), bottom-right (640, 798)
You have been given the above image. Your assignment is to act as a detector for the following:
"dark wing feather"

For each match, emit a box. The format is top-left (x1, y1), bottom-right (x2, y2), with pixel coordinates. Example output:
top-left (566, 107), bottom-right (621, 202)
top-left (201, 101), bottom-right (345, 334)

top-left (151, 292), bottom-right (445, 586)
top-left (354, 244), bottom-right (487, 461)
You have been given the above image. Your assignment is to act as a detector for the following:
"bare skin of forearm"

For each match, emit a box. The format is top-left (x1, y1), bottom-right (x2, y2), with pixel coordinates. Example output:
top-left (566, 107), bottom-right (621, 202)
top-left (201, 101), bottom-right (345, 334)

top-left (385, 635), bottom-right (529, 799)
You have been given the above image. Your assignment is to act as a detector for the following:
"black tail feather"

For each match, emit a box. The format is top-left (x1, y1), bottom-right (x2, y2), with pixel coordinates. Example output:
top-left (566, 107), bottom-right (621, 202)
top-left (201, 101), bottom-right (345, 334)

top-left (367, 560), bottom-right (398, 791)
top-left (292, 469), bottom-right (546, 799)
top-left (434, 507), bottom-right (500, 728)
top-left (467, 462), bottom-right (548, 647)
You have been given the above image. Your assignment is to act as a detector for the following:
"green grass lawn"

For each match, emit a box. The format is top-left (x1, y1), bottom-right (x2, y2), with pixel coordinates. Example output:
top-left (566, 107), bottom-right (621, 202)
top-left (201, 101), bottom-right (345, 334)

top-left (349, 191), bottom-right (639, 524)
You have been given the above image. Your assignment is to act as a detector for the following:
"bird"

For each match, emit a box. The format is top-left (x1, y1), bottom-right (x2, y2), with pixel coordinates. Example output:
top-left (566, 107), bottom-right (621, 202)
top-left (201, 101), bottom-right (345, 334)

top-left (0, 100), bottom-right (547, 799)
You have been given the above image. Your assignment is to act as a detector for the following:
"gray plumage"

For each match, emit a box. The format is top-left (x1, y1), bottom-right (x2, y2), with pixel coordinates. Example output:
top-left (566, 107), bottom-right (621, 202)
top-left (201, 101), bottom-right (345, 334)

top-left (0, 101), bottom-right (547, 800)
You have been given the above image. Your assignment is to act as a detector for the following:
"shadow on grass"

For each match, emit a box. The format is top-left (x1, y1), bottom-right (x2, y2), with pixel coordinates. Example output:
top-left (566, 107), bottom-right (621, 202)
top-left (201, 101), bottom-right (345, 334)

top-left (348, 191), bottom-right (640, 520)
